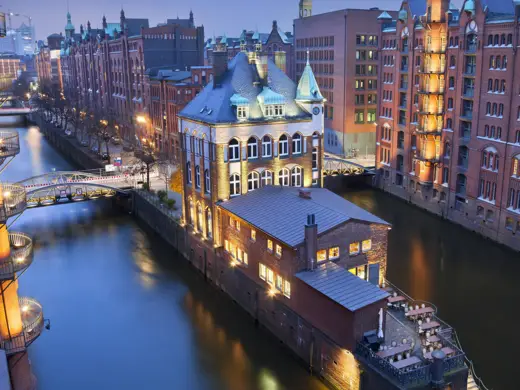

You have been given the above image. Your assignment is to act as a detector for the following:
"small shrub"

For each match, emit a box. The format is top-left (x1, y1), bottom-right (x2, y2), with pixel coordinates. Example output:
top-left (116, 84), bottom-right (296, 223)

top-left (157, 190), bottom-right (167, 201)
top-left (166, 198), bottom-right (176, 210)
top-left (142, 182), bottom-right (150, 191)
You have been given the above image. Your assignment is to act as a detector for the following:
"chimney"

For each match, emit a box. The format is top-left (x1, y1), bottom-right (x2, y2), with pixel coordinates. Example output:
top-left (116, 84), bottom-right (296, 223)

top-left (256, 54), bottom-right (268, 81)
top-left (212, 50), bottom-right (228, 88)
top-left (274, 51), bottom-right (286, 74)
top-left (304, 214), bottom-right (318, 270)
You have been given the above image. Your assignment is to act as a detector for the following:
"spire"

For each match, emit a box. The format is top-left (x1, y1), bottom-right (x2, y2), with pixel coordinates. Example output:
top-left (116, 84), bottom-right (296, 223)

top-left (87, 20), bottom-right (91, 32)
top-left (65, 8), bottom-right (75, 37)
top-left (296, 54), bottom-right (324, 103)
top-left (189, 9), bottom-right (194, 26)
top-left (120, 8), bottom-right (126, 34)
top-left (102, 15), bottom-right (107, 29)
top-left (80, 24), bottom-right (84, 35)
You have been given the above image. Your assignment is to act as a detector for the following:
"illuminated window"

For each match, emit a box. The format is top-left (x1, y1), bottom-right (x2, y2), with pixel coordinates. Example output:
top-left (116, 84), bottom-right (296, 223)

top-left (362, 239), bottom-right (372, 252)
top-left (329, 247), bottom-right (340, 260)
top-left (348, 267), bottom-right (356, 275)
top-left (259, 263), bottom-right (266, 280)
top-left (275, 244), bottom-right (282, 258)
top-left (251, 229), bottom-right (256, 242)
top-left (357, 265), bottom-right (366, 280)
top-left (349, 242), bottom-right (360, 255)
top-left (317, 249), bottom-right (327, 262)
top-left (284, 280), bottom-right (291, 298)
top-left (224, 240), bottom-right (229, 252)
top-left (276, 275), bottom-right (283, 291)
top-left (237, 248), bottom-right (243, 262)
top-left (236, 221), bottom-right (241, 231)
top-left (229, 242), bottom-right (236, 258)
top-left (266, 268), bottom-right (274, 285)
top-left (244, 252), bottom-right (248, 265)
top-left (267, 239), bottom-right (273, 252)
top-left (229, 216), bottom-right (233, 226)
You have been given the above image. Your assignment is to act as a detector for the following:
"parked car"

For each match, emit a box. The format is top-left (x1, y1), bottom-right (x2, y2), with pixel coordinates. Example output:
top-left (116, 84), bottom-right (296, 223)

top-left (64, 129), bottom-right (72, 137)
top-left (111, 137), bottom-right (121, 145)
top-left (80, 140), bottom-right (89, 147)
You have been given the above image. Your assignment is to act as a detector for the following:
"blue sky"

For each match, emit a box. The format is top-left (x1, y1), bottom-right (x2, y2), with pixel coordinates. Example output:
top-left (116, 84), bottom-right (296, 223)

top-left (5, 0), bottom-right (406, 41)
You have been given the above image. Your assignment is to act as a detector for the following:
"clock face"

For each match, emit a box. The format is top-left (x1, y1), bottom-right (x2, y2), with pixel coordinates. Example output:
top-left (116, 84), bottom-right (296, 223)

top-left (312, 107), bottom-right (320, 115)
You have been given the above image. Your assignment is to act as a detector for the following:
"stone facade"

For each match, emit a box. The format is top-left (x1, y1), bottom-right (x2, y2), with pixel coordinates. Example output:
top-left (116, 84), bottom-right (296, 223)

top-left (375, 0), bottom-right (520, 252)
top-left (294, 3), bottom-right (398, 156)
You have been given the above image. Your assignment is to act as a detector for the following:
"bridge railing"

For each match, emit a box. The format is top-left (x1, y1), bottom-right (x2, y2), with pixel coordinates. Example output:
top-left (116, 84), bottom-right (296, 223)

top-left (0, 131), bottom-right (20, 160)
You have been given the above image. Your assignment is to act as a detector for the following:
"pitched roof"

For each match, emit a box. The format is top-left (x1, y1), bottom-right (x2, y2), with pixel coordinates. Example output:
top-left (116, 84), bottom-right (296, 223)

top-left (481, 0), bottom-right (515, 14)
top-left (179, 52), bottom-right (310, 124)
top-left (296, 262), bottom-right (389, 312)
top-left (218, 186), bottom-right (389, 248)
top-left (296, 57), bottom-right (324, 103)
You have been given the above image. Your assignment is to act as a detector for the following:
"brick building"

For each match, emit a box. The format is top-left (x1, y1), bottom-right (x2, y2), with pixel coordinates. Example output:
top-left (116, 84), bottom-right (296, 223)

top-left (175, 50), bottom-right (471, 389)
top-left (35, 34), bottom-right (64, 90)
top-left (205, 20), bottom-right (294, 78)
top-left (375, 0), bottom-right (520, 252)
top-left (294, 1), bottom-right (397, 157)
top-left (142, 65), bottom-right (213, 160)
top-left (0, 53), bottom-right (21, 90)
top-left (59, 9), bottom-right (204, 143)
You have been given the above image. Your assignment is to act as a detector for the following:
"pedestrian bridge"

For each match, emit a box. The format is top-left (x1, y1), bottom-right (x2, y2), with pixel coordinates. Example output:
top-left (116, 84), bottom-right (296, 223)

top-left (16, 168), bottom-right (155, 208)
top-left (323, 156), bottom-right (374, 176)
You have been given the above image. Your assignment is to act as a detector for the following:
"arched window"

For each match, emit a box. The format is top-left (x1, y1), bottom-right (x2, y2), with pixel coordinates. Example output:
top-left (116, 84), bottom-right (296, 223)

top-left (488, 35), bottom-right (493, 46)
top-left (444, 143), bottom-right (451, 158)
top-left (262, 135), bottom-right (272, 157)
top-left (292, 167), bottom-right (302, 187)
top-left (247, 137), bottom-right (258, 159)
top-left (507, 34), bottom-right (513, 45)
top-left (186, 162), bottom-right (192, 184)
top-left (248, 171), bottom-right (260, 191)
top-left (206, 209), bottom-right (213, 239)
top-left (312, 147), bottom-right (318, 170)
top-left (484, 125), bottom-right (490, 137)
top-left (490, 56), bottom-right (495, 68)
top-left (456, 174), bottom-right (467, 196)
top-left (448, 98), bottom-right (453, 109)
top-left (515, 130), bottom-right (520, 144)
top-left (482, 150), bottom-right (488, 168)
top-left (499, 104), bottom-right (504, 117)
top-left (500, 80), bottom-right (506, 93)
top-left (228, 138), bottom-right (240, 161)
top-left (278, 168), bottom-right (290, 186)
top-left (500, 34), bottom-right (506, 45)
top-left (492, 103), bottom-right (498, 116)
top-left (197, 203), bottom-right (203, 232)
top-left (512, 154), bottom-right (520, 176)
top-left (496, 56), bottom-right (502, 69)
top-left (494, 79), bottom-right (499, 92)
top-left (194, 75), bottom-right (199, 83)
top-left (458, 146), bottom-right (469, 168)
top-left (292, 133), bottom-right (302, 154)
top-left (261, 170), bottom-right (273, 186)
top-left (230, 173), bottom-right (240, 196)
top-left (312, 131), bottom-right (320, 139)
top-left (279, 134), bottom-right (289, 156)
top-left (446, 118), bottom-right (452, 129)
top-left (486, 102), bottom-right (491, 115)
top-left (494, 35), bottom-right (499, 45)
top-left (503, 55), bottom-right (508, 69)
top-left (491, 126), bottom-right (496, 138)
top-left (497, 127), bottom-right (502, 139)
top-left (488, 79), bottom-right (493, 92)
top-left (450, 55), bottom-right (455, 67)
top-left (195, 165), bottom-right (201, 188)
top-left (204, 169), bottom-right (211, 193)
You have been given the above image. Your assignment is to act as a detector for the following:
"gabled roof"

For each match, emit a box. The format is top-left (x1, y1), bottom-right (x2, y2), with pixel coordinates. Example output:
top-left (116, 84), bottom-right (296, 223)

top-left (257, 86), bottom-right (286, 105)
top-left (218, 186), bottom-right (389, 248)
top-left (296, 262), bottom-right (389, 312)
top-left (179, 52), bottom-right (310, 124)
top-left (296, 56), bottom-right (324, 103)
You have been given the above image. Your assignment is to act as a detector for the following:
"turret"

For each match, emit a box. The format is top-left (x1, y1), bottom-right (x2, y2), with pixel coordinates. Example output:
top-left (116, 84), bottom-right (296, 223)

top-left (299, 0), bottom-right (312, 18)
top-left (120, 8), bottom-right (126, 34)
top-left (102, 15), bottom-right (107, 30)
top-left (189, 9), bottom-right (194, 27)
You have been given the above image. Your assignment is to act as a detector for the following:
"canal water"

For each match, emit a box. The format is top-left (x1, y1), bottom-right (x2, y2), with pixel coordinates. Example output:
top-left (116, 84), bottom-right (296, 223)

top-left (342, 188), bottom-right (519, 390)
top-left (2, 123), bottom-right (516, 389)
top-left (4, 124), bottom-right (327, 390)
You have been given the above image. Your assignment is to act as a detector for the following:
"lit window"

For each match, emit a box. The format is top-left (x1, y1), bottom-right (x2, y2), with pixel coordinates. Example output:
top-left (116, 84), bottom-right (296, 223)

top-left (262, 135), bottom-right (272, 157)
top-left (292, 133), bottom-right (302, 154)
top-left (283, 280), bottom-right (291, 298)
top-left (224, 240), bottom-right (229, 252)
top-left (266, 268), bottom-right (274, 285)
top-left (261, 170), bottom-right (273, 186)
top-left (244, 252), bottom-right (248, 265)
top-left (237, 248), bottom-right (243, 262)
top-left (230, 173), bottom-right (241, 197)
top-left (317, 250), bottom-right (327, 262)
top-left (228, 139), bottom-right (240, 161)
top-left (259, 263), bottom-right (266, 280)
top-left (229, 216), bottom-right (233, 227)
top-left (362, 239), bottom-right (372, 252)
top-left (275, 244), bottom-right (282, 258)
top-left (229, 242), bottom-right (236, 258)
top-left (349, 242), bottom-right (360, 255)
top-left (279, 168), bottom-right (290, 186)
top-left (267, 239), bottom-right (273, 252)
top-left (237, 106), bottom-right (248, 119)
top-left (329, 247), bottom-right (340, 260)
top-left (236, 221), bottom-right (241, 231)
top-left (279, 135), bottom-right (289, 156)
top-left (357, 265), bottom-right (366, 280)
top-left (276, 275), bottom-right (283, 291)
top-left (251, 230), bottom-right (256, 242)
top-left (348, 267), bottom-right (356, 275)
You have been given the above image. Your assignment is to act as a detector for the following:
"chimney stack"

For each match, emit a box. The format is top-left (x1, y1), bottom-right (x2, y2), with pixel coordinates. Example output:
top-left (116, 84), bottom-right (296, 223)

top-left (304, 214), bottom-right (318, 270)
top-left (274, 51), bottom-right (287, 74)
top-left (256, 54), bottom-right (268, 81)
top-left (212, 50), bottom-right (228, 88)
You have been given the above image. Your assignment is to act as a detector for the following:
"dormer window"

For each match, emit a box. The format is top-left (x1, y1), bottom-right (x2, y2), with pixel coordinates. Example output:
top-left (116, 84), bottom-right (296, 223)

top-left (237, 106), bottom-right (248, 119)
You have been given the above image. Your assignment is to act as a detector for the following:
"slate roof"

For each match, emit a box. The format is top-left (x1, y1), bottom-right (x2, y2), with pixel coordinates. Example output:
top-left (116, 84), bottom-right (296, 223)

top-left (179, 52), bottom-right (311, 124)
top-left (296, 58), bottom-right (324, 102)
top-left (125, 18), bottom-right (149, 36)
top-left (481, 0), bottom-right (515, 14)
top-left (218, 186), bottom-right (389, 248)
top-left (296, 262), bottom-right (389, 312)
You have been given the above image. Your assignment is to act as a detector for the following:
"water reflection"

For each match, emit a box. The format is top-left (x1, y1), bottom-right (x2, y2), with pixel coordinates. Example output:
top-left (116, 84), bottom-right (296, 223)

top-left (342, 187), bottom-right (519, 390)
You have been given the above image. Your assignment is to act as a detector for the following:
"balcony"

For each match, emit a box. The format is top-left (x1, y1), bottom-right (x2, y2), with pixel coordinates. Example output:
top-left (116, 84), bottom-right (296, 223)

top-left (356, 280), bottom-right (466, 389)
top-left (460, 111), bottom-right (473, 121)
top-left (418, 65), bottom-right (445, 74)
top-left (463, 88), bottom-right (474, 98)
top-left (0, 131), bottom-right (20, 163)
top-left (415, 127), bottom-right (443, 136)
top-left (465, 44), bottom-right (477, 53)
top-left (0, 233), bottom-right (34, 280)
top-left (0, 184), bottom-right (26, 223)
top-left (0, 297), bottom-right (44, 355)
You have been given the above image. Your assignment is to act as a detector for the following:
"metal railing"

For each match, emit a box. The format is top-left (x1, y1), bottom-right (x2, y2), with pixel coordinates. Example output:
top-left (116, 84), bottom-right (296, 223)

top-left (136, 190), bottom-right (180, 221)
top-left (0, 183), bottom-right (26, 222)
top-left (0, 232), bottom-right (33, 279)
top-left (0, 297), bottom-right (44, 355)
top-left (0, 131), bottom-right (20, 160)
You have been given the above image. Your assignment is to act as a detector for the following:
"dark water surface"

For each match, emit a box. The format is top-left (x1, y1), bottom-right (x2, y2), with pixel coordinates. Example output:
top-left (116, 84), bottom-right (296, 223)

top-left (342, 188), bottom-right (519, 390)
top-left (5, 125), bottom-right (327, 390)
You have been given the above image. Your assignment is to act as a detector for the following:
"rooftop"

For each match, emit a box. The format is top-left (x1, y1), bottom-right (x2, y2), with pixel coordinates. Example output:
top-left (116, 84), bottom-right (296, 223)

top-left (296, 262), bottom-right (389, 311)
top-left (218, 186), bottom-right (389, 247)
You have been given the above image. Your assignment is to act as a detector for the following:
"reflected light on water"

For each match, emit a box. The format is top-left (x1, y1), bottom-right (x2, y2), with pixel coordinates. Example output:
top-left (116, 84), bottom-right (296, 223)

top-left (25, 127), bottom-right (43, 176)
top-left (258, 369), bottom-right (279, 390)
top-left (409, 238), bottom-right (431, 299)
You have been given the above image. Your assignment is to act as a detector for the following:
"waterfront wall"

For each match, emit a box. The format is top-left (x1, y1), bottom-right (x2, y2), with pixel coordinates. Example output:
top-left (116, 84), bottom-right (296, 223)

top-left (375, 171), bottom-right (520, 253)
